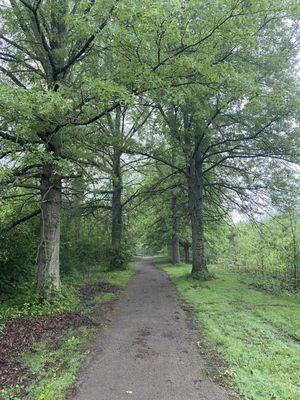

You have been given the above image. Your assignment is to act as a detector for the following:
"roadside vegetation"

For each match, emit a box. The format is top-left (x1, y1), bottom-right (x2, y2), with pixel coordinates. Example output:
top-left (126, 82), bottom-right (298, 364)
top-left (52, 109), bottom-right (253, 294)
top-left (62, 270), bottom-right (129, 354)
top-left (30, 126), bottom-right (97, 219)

top-left (157, 257), bottom-right (300, 400)
top-left (149, 210), bottom-right (299, 399)
top-left (0, 265), bottom-right (134, 400)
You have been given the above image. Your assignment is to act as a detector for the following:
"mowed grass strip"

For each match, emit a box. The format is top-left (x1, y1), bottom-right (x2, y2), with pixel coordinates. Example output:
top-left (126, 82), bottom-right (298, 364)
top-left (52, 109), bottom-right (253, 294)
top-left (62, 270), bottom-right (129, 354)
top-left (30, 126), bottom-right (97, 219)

top-left (159, 261), bottom-right (300, 400)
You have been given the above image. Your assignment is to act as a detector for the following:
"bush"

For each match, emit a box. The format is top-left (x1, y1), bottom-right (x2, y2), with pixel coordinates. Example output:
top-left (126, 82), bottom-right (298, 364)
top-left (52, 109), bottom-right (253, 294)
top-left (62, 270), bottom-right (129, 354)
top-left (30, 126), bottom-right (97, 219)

top-left (0, 221), bottom-right (38, 298)
top-left (103, 243), bottom-right (133, 271)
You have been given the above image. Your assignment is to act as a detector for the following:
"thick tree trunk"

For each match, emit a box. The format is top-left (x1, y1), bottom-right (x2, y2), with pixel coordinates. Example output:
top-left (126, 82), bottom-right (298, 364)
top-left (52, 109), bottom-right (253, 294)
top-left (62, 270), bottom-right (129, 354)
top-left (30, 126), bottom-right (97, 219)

top-left (171, 194), bottom-right (180, 264)
top-left (187, 151), bottom-right (208, 277)
top-left (34, 12), bottom-right (66, 294)
top-left (111, 149), bottom-right (122, 247)
top-left (37, 162), bottom-right (61, 293)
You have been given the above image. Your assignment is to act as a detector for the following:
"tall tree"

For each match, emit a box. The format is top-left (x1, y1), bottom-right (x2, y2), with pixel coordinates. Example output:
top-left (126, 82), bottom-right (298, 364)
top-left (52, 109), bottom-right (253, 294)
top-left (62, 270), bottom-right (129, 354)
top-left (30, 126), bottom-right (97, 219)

top-left (142, 0), bottom-right (299, 277)
top-left (0, 0), bottom-right (122, 293)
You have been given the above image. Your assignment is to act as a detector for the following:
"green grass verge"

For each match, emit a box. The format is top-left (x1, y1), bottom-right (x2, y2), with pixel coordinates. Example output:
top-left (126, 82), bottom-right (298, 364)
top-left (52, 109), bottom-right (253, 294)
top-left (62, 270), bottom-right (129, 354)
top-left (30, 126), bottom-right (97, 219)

top-left (0, 265), bottom-right (135, 400)
top-left (158, 259), bottom-right (300, 400)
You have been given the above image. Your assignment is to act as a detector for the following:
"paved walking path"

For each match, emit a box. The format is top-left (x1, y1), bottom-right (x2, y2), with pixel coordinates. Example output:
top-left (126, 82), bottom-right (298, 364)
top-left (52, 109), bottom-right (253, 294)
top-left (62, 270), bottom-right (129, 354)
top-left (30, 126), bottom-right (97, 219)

top-left (74, 257), bottom-right (230, 400)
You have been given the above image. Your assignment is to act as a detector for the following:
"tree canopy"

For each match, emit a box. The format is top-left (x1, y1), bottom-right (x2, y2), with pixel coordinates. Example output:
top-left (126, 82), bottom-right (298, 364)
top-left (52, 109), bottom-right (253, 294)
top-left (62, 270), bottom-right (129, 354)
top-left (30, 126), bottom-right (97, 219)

top-left (0, 0), bottom-right (299, 293)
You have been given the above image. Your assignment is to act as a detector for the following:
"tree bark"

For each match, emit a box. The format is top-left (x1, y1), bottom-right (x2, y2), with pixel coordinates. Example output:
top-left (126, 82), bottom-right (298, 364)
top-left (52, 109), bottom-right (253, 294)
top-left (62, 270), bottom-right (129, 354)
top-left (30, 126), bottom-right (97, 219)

top-left (171, 194), bottom-right (180, 264)
top-left (111, 148), bottom-right (123, 247)
top-left (183, 242), bottom-right (190, 264)
top-left (187, 149), bottom-right (208, 277)
top-left (37, 159), bottom-right (61, 293)
top-left (35, 9), bottom-right (66, 294)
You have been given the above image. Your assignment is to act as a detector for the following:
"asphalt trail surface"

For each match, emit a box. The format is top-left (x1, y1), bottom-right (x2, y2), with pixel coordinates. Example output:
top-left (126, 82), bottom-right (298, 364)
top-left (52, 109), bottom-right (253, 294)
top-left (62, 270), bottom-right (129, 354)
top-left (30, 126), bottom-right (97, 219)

top-left (74, 257), bottom-right (230, 400)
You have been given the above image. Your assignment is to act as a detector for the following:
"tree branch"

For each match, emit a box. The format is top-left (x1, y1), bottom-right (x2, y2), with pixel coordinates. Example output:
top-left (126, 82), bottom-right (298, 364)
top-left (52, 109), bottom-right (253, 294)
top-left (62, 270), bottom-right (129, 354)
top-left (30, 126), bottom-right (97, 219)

top-left (3, 209), bottom-right (41, 232)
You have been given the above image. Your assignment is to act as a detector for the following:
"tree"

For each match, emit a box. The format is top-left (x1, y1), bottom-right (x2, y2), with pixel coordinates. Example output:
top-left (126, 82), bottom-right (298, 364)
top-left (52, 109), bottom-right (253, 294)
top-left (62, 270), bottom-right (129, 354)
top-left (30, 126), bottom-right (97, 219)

top-left (2, 0), bottom-right (226, 289)
top-left (0, 0), bottom-right (123, 293)
top-left (140, 0), bottom-right (299, 277)
top-left (1, 0), bottom-right (298, 289)
top-left (87, 106), bottom-right (153, 248)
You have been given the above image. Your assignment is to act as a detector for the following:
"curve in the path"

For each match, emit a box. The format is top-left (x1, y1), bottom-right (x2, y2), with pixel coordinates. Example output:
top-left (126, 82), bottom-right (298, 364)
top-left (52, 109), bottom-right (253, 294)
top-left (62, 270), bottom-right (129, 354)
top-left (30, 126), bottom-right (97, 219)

top-left (74, 257), bottom-right (231, 400)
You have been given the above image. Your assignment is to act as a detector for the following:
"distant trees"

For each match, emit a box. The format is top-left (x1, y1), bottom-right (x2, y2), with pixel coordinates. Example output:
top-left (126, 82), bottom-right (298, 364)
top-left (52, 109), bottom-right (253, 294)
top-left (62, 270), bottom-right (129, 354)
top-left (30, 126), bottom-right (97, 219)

top-left (132, 162), bottom-right (188, 263)
top-left (225, 212), bottom-right (299, 290)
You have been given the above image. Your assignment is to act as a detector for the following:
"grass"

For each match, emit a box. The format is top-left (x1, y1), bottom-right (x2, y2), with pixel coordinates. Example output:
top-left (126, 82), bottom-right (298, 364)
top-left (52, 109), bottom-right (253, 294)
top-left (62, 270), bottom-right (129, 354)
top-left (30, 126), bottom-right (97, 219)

top-left (0, 264), bottom-right (135, 400)
top-left (0, 265), bottom-right (134, 320)
top-left (157, 258), bottom-right (300, 400)
top-left (22, 328), bottom-right (89, 400)
top-left (1, 328), bottom-right (90, 400)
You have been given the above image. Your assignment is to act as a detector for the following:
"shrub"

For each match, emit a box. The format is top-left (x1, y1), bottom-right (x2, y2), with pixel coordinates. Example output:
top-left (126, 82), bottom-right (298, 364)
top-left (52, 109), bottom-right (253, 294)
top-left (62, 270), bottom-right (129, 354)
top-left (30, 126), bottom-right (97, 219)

top-left (0, 221), bottom-right (38, 298)
top-left (103, 243), bottom-right (133, 271)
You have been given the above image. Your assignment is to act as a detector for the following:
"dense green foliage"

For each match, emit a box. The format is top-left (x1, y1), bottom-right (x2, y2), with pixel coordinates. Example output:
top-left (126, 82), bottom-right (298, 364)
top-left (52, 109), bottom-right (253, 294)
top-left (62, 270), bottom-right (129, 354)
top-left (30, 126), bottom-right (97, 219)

top-left (1, 0), bottom-right (299, 289)
top-left (223, 213), bottom-right (299, 290)
top-left (0, 220), bottom-right (38, 296)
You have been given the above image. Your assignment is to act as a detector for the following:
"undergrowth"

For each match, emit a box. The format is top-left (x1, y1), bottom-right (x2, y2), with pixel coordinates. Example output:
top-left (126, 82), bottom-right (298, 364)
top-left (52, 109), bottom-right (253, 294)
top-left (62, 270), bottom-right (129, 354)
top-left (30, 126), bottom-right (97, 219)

top-left (0, 264), bottom-right (134, 400)
top-left (0, 264), bottom-right (133, 320)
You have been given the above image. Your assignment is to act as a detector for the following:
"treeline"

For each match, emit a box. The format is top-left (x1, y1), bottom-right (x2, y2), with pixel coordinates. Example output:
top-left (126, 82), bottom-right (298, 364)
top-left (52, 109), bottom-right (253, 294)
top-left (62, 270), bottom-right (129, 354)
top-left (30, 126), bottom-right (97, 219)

top-left (0, 192), bottom-right (138, 296)
top-left (139, 209), bottom-right (299, 290)
top-left (224, 213), bottom-right (299, 290)
top-left (0, 0), bottom-right (299, 297)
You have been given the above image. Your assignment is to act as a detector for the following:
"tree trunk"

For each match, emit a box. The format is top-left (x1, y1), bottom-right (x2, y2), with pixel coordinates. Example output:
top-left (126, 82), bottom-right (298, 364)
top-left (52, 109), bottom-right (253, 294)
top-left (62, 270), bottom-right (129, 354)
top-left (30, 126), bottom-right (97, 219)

top-left (171, 194), bottom-right (180, 264)
top-left (37, 161), bottom-right (61, 294)
top-left (183, 242), bottom-right (190, 264)
top-left (111, 149), bottom-right (123, 247)
top-left (34, 11), bottom-right (66, 294)
top-left (171, 233), bottom-right (180, 264)
top-left (187, 151), bottom-right (208, 277)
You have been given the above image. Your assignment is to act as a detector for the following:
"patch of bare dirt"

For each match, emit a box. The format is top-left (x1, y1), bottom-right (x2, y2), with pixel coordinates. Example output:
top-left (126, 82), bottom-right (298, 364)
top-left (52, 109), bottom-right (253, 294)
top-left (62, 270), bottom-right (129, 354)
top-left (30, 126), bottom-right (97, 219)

top-left (248, 283), bottom-right (270, 292)
top-left (79, 282), bottom-right (119, 300)
top-left (0, 281), bottom-right (118, 391)
top-left (0, 312), bottom-right (94, 390)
